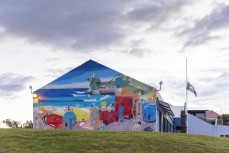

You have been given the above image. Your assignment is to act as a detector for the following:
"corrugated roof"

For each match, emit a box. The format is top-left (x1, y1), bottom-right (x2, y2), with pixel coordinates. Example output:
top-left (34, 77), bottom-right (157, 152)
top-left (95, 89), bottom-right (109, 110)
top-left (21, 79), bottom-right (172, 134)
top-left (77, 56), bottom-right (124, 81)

top-left (157, 100), bottom-right (174, 116)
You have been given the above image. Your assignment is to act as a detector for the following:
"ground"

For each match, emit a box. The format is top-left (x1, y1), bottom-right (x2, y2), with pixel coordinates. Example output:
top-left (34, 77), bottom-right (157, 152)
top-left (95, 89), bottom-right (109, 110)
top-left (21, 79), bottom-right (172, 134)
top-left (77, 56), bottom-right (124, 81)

top-left (0, 129), bottom-right (229, 153)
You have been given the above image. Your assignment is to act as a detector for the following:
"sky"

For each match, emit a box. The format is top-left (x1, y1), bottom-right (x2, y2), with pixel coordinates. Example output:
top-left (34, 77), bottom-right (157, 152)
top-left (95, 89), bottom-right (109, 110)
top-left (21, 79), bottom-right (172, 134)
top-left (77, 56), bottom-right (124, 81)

top-left (0, 0), bottom-right (229, 124)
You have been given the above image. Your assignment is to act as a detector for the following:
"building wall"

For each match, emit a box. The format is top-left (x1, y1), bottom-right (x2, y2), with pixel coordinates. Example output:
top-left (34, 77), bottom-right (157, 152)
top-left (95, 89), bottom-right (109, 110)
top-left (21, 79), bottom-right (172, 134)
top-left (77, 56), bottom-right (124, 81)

top-left (155, 93), bottom-right (174, 132)
top-left (33, 60), bottom-right (158, 131)
top-left (188, 114), bottom-right (229, 136)
top-left (156, 106), bottom-right (174, 132)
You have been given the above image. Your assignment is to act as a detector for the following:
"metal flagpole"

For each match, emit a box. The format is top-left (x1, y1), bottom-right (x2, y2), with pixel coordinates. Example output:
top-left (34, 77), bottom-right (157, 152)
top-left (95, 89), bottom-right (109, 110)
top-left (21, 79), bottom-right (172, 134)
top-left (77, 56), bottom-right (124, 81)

top-left (186, 58), bottom-right (188, 134)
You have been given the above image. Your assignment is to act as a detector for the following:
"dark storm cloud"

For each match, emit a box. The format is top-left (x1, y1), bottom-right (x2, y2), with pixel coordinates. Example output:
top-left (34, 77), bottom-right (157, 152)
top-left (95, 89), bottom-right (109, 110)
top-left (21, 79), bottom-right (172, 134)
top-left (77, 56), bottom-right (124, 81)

top-left (0, 73), bottom-right (34, 96)
top-left (180, 4), bottom-right (229, 47)
top-left (0, 0), bottom-right (189, 52)
top-left (0, 0), bottom-right (127, 50)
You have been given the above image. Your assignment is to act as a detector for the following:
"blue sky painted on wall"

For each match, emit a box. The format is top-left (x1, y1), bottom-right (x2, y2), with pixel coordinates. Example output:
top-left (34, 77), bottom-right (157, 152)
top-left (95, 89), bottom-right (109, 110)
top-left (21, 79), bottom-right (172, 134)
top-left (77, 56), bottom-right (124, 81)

top-left (42, 60), bottom-right (120, 88)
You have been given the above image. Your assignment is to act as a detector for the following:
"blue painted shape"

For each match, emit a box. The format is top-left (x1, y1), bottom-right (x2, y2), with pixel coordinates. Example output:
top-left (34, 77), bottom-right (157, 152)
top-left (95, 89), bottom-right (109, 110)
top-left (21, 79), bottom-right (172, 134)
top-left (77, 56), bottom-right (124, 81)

top-left (118, 106), bottom-right (124, 122)
top-left (36, 88), bottom-right (88, 97)
top-left (38, 60), bottom-right (120, 88)
top-left (115, 77), bottom-right (128, 88)
top-left (33, 94), bottom-right (115, 110)
top-left (142, 103), bottom-right (156, 122)
top-left (69, 118), bottom-right (73, 130)
top-left (92, 111), bottom-right (98, 120)
top-left (63, 112), bottom-right (76, 129)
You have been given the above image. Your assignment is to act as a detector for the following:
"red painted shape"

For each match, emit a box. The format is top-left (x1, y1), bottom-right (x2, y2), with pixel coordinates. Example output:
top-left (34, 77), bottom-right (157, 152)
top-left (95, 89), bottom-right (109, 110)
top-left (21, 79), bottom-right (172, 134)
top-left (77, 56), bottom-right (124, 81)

top-left (45, 114), bottom-right (63, 129)
top-left (99, 110), bottom-right (118, 125)
top-left (115, 96), bottom-right (133, 119)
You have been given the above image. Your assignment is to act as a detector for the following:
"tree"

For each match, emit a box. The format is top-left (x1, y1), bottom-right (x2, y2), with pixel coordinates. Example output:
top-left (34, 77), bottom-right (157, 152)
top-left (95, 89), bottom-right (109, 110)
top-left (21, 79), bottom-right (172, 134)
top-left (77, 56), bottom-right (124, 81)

top-left (218, 114), bottom-right (229, 125)
top-left (22, 120), bottom-right (33, 128)
top-left (3, 119), bottom-right (21, 128)
top-left (3, 119), bottom-right (33, 128)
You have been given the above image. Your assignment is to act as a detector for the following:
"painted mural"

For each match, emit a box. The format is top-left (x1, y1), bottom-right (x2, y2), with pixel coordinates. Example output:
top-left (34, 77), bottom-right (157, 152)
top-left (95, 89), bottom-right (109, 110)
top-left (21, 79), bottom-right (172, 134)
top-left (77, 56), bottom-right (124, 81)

top-left (33, 60), bottom-right (157, 131)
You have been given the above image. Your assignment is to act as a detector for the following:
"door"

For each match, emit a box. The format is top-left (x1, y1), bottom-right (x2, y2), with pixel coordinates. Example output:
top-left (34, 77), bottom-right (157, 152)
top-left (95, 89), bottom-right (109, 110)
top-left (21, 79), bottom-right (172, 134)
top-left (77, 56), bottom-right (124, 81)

top-left (118, 106), bottom-right (124, 122)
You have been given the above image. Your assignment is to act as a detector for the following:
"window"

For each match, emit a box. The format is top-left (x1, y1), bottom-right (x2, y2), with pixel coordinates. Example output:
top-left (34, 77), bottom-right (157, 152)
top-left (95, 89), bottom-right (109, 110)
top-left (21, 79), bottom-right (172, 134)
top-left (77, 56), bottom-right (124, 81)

top-left (219, 135), bottom-right (229, 138)
top-left (196, 113), bottom-right (205, 119)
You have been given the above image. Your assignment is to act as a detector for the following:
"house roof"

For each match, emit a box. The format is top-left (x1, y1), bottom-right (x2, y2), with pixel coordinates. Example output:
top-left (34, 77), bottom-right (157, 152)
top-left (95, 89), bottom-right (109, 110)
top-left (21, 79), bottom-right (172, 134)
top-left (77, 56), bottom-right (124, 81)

top-left (206, 110), bottom-right (219, 119)
top-left (188, 107), bottom-right (209, 111)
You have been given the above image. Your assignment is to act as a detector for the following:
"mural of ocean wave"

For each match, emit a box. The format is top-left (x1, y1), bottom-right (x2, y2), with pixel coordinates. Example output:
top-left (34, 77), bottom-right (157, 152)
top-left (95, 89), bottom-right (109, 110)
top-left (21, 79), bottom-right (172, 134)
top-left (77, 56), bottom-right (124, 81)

top-left (36, 88), bottom-right (89, 97)
top-left (34, 94), bottom-right (116, 109)
top-left (38, 94), bottom-right (115, 102)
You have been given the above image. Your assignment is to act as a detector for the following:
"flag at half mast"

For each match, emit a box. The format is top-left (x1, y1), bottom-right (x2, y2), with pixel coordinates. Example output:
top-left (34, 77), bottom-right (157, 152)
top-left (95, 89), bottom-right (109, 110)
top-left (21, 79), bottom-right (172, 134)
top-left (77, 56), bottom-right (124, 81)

top-left (186, 82), bottom-right (197, 97)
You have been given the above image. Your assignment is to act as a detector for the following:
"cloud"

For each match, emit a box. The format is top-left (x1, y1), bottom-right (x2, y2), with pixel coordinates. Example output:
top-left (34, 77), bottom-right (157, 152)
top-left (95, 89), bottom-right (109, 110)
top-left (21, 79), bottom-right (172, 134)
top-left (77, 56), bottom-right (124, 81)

top-left (216, 71), bottom-right (229, 89)
top-left (0, 0), bottom-right (128, 50)
top-left (126, 0), bottom-right (189, 27)
top-left (197, 71), bottom-right (229, 99)
top-left (45, 67), bottom-right (75, 78)
top-left (0, 0), bottom-right (190, 52)
top-left (128, 48), bottom-right (150, 57)
top-left (183, 35), bottom-right (220, 48)
top-left (126, 39), bottom-right (151, 56)
top-left (180, 4), bottom-right (229, 47)
top-left (0, 73), bottom-right (34, 97)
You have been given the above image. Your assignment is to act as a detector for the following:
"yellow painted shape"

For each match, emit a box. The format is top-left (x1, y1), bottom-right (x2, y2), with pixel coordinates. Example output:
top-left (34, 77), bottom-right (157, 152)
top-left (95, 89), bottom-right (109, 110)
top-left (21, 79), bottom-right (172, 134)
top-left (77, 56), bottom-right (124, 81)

top-left (73, 108), bottom-right (90, 121)
top-left (101, 101), bottom-right (106, 109)
top-left (53, 111), bottom-right (63, 116)
top-left (33, 98), bottom-right (39, 103)
top-left (39, 106), bottom-right (45, 113)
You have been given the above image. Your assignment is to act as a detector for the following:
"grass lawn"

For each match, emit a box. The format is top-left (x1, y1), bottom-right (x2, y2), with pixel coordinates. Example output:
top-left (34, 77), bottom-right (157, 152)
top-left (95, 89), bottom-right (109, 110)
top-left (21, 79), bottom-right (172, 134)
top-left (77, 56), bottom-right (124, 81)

top-left (0, 129), bottom-right (229, 153)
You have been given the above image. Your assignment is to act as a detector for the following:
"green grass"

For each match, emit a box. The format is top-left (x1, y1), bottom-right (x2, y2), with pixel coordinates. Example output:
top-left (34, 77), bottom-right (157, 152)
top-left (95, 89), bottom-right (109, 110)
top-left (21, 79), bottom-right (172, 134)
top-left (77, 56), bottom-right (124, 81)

top-left (0, 129), bottom-right (229, 153)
